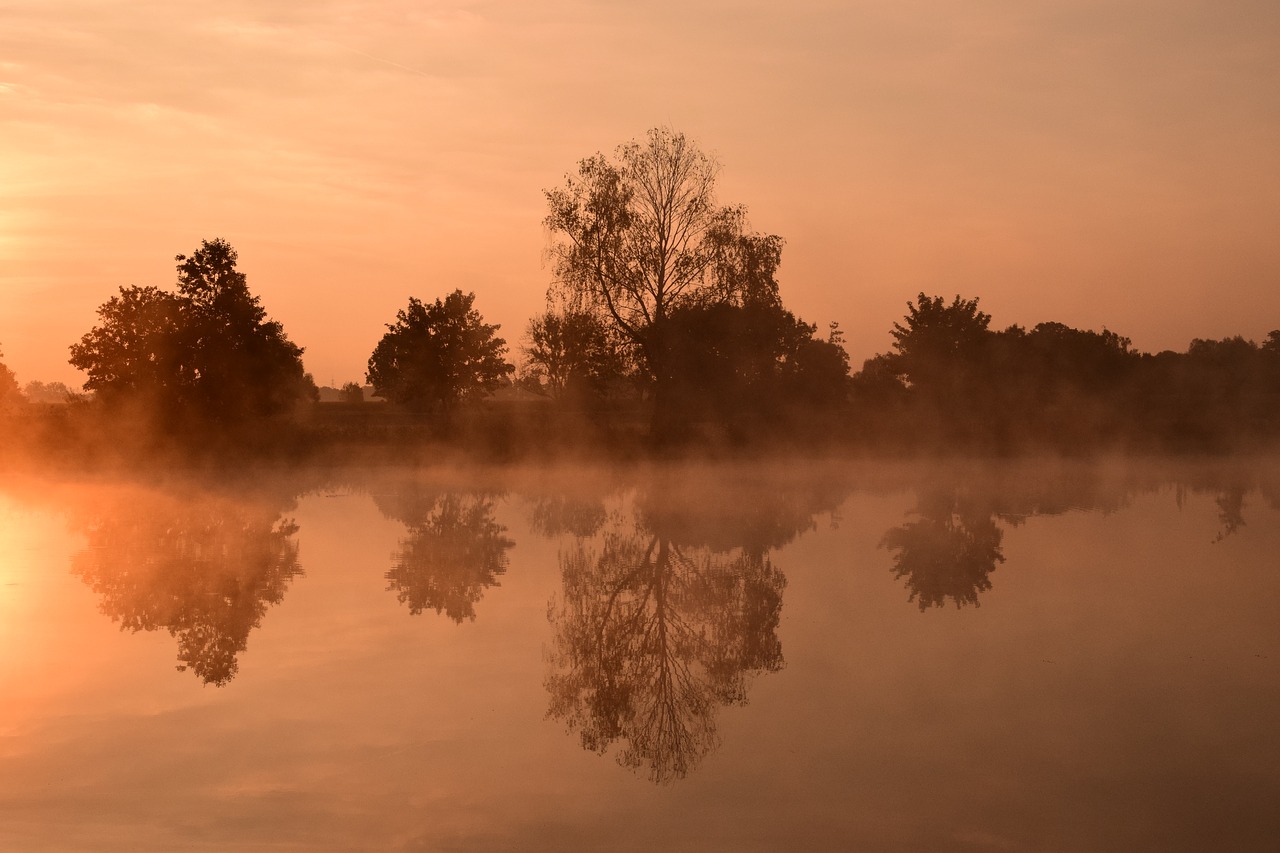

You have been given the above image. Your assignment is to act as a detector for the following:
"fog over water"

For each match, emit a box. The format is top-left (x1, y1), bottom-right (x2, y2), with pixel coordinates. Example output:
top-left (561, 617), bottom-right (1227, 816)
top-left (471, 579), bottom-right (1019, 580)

top-left (1, 457), bottom-right (1277, 851)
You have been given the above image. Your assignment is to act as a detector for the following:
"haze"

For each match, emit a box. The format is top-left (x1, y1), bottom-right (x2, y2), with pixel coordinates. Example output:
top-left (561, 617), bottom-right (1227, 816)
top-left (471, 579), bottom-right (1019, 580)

top-left (3, 0), bottom-right (1279, 386)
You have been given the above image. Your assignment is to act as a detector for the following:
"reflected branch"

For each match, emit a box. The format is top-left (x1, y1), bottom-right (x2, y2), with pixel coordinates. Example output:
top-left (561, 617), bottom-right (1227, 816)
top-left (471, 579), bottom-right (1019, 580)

top-left (547, 521), bottom-right (785, 783)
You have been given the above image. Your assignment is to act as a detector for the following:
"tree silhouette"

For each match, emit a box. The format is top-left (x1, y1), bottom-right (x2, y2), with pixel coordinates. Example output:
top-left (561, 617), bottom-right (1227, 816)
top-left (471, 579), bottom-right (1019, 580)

top-left (71, 489), bottom-right (303, 685)
top-left (68, 239), bottom-right (314, 427)
top-left (0, 345), bottom-right (21, 415)
top-left (367, 290), bottom-right (513, 416)
top-left (881, 488), bottom-right (1005, 610)
top-left (520, 309), bottom-right (631, 400)
top-left (544, 127), bottom-right (786, 436)
top-left (887, 293), bottom-right (992, 392)
top-left (662, 300), bottom-right (850, 433)
top-left (375, 486), bottom-right (514, 621)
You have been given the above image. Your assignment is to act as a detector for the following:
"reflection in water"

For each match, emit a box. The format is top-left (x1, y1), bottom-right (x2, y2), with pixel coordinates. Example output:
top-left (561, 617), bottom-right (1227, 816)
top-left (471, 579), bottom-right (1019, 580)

top-left (72, 489), bottom-right (302, 685)
top-left (375, 486), bottom-right (514, 621)
top-left (1213, 486), bottom-right (1247, 543)
top-left (547, 533), bottom-right (784, 783)
top-left (881, 488), bottom-right (1005, 611)
top-left (542, 473), bottom-right (840, 784)
top-left (528, 493), bottom-right (609, 539)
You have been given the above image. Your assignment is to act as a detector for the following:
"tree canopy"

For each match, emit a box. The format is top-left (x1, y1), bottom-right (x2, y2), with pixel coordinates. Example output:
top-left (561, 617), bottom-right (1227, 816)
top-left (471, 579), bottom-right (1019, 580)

top-left (67, 239), bottom-right (314, 426)
top-left (544, 128), bottom-right (796, 429)
top-left (0, 346), bottom-right (21, 414)
top-left (520, 308), bottom-right (629, 400)
top-left (366, 290), bottom-right (513, 414)
top-left (544, 128), bottom-right (850, 437)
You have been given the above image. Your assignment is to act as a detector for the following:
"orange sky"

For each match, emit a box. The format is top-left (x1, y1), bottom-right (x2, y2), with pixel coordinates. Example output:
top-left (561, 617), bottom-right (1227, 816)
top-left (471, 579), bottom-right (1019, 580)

top-left (2, 1), bottom-right (1279, 386)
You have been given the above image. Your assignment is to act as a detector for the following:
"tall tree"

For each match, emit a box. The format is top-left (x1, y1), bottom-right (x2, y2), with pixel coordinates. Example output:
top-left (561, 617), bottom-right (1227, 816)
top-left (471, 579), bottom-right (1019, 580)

top-left (544, 127), bottom-right (784, 433)
top-left (366, 290), bottom-right (513, 415)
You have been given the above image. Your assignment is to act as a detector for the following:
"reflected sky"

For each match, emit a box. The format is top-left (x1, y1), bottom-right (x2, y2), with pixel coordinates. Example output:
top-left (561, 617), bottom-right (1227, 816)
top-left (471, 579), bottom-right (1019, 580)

top-left (1, 459), bottom-right (1278, 850)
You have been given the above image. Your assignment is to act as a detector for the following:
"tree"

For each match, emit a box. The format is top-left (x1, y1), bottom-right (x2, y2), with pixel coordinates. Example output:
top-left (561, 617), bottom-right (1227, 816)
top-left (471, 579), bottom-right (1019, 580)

top-left (68, 239), bottom-right (314, 426)
top-left (339, 381), bottom-right (364, 404)
top-left (0, 346), bottom-right (22, 414)
top-left (366, 290), bottom-right (513, 415)
top-left (887, 293), bottom-right (992, 391)
top-left (662, 301), bottom-right (850, 432)
top-left (544, 127), bottom-right (784, 433)
top-left (23, 380), bottom-right (81, 404)
top-left (521, 309), bottom-right (630, 400)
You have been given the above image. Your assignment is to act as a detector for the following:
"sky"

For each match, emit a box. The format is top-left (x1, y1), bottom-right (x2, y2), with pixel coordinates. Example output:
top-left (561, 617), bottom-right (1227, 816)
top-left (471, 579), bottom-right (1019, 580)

top-left (2, 0), bottom-right (1279, 386)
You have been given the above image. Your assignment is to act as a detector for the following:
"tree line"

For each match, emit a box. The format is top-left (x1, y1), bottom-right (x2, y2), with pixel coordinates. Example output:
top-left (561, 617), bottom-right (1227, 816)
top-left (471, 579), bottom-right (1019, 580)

top-left (2, 127), bottom-right (1278, 458)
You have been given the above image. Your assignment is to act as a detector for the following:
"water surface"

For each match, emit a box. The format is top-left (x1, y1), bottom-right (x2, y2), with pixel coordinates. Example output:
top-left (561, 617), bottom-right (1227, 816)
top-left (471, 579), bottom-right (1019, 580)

top-left (1, 459), bottom-right (1277, 851)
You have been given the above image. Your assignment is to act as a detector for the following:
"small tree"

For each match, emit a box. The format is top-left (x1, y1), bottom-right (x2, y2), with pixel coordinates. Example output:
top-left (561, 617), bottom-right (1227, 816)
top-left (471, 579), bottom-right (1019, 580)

top-left (366, 290), bottom-right (513, 414)
top-left (521, 309), bottom-right (630, 400)
top-left (339, 382), bottom-right (364, 404)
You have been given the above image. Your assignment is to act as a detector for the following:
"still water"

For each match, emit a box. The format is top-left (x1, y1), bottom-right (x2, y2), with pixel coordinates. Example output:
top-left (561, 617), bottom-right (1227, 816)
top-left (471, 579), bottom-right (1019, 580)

top-left (1, 459), bottom-right (1277, 851)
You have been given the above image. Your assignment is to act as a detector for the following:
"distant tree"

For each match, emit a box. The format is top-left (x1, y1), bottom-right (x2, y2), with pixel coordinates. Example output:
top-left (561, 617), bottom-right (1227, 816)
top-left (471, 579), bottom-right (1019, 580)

top-left (339, 381), bottom-right (364, 404)
top-left (1263, 330), bottom-right (1280, 356)
top-left (0, 346), bottom-right (21, 414)
top-left (22, 380), bottom-right (81, 404)
top-left (521, 309), bottom-right (630, 400)
top-left (68, 239), bottom-right (314, 425)
top-left (886, 293), bottom-right (992, 392)
top-left (544, 127), bottom-right (784, 434)
top-left (366, 290), bottom-right (513, 415)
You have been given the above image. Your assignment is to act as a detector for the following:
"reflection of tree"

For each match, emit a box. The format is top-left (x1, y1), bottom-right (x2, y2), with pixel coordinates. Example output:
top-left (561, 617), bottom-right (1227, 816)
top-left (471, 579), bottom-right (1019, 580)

top-left (1212, 486), bottom-right (1247, 543)
top-left (72, 491), bottom-right (302, 686)
top-left (376, 487), bottom-right (513, 621)
top-left (545, 476), bottom-right (801, 783)
top-left (528, 493), bottom-right (608, 539)
top-left (881, 489), bottom-right (1005, 610)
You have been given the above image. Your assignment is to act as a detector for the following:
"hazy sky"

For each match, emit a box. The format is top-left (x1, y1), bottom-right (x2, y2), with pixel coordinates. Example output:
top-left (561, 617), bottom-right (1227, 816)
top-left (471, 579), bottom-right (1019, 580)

top-left (2, 0), bottom-right (1278, 385)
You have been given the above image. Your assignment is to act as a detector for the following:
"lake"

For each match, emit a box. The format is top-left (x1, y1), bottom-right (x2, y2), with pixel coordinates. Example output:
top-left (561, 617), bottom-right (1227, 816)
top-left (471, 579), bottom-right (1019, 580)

top-left (1, 458), bottom-right (1277, 851)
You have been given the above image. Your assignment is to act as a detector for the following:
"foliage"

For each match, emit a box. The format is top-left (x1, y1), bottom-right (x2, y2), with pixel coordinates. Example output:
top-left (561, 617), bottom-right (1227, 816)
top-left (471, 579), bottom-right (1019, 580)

top-left (0, 346), bottom-right (21, 413)
top-left (544, 128), bottom-right (786, 433)
top-left (23, 380), bottom-right (81, 404)
top-left (521, 309), bottom-right (630, 399)
top-left (67, 239), bottom-right (313, 425)
top-left (662, 301), bottom-right (849, 431)
top-left (366, 290), bottom-right (513, 414)
top-left (339, 381), bottom-right (364, 404)
top-left (886, 293), bottom-right (992, 391)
